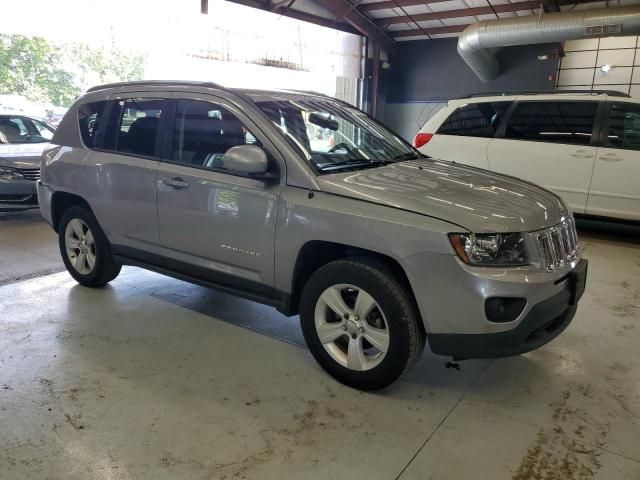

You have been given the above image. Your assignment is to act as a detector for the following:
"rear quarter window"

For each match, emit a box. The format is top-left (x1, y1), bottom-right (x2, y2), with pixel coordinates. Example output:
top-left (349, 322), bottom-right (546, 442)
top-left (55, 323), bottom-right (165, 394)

top-left (78, 101), bottom-right (108, 148)
top-left (437, 102), bottom-right (511, 138)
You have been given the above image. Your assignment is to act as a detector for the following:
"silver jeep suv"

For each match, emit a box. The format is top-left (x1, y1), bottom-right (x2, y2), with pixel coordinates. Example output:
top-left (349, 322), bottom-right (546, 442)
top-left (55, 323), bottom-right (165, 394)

top-left (38, 81), bottom-right (588, 390)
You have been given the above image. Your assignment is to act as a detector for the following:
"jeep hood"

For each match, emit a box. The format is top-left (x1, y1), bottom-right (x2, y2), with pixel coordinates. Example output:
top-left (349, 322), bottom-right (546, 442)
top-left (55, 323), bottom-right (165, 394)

top-left (317, 160), bottom-right (566, 233)
top-left (0, 143), bottom-right (48, 169)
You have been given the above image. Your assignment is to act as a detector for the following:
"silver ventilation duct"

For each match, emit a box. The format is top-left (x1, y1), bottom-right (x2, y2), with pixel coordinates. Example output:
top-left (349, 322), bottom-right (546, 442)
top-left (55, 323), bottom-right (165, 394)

top-left (458, 5), bottom-right (640, 82)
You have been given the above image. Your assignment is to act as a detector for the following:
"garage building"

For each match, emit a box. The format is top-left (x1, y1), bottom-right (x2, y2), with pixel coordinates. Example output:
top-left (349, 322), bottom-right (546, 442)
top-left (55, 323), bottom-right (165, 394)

top-left (1, 1), bottom-right (639, 479)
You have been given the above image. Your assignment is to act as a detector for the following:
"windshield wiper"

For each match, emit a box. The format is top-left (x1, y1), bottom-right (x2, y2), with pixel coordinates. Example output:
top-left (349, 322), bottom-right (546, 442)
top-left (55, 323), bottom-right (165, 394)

top-left (391, 152), bottom-right (423, 161)
top-left (316, 159), bottom-right (387, 172)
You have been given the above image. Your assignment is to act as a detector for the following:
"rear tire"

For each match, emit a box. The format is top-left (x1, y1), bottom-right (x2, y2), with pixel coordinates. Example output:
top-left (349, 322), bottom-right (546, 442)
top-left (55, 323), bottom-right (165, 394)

top-left (58, 205), bottom-right (121, 287)
top-left (300, 258), bottom-right (424, 390)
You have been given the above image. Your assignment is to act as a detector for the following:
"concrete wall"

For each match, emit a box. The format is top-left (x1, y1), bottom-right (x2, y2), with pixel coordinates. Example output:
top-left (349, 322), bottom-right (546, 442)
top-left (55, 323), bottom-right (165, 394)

top-left (384, 102), bottom-right (446, 144)
top-left (384, 38), bottom-right (560, 141)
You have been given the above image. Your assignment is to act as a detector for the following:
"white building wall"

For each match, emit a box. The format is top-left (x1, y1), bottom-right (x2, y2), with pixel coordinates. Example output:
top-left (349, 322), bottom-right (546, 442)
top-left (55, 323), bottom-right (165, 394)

top-left (556, 36), bottom-right (640, 97)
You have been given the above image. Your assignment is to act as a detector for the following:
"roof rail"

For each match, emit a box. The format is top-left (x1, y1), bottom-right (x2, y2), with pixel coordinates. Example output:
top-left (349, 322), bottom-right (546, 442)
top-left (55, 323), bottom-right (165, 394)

top-left (86, 80), bottom-right (226, 93)
top-left (455, 89), bottom-right (631, 99)
top-left (276, 89), bottom-right (359, 109)
top-left (285, 89), bottom-right (332, 97)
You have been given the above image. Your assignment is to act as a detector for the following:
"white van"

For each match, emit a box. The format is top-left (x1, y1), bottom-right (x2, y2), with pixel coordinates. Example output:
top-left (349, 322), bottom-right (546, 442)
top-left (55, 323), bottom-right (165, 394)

top-left (415, 91), bottom-right (640, 221)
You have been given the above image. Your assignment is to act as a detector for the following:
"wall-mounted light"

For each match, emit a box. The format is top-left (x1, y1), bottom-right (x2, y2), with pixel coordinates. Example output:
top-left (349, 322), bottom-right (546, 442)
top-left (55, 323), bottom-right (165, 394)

top-left (600, 64), bottom-right (612, 74)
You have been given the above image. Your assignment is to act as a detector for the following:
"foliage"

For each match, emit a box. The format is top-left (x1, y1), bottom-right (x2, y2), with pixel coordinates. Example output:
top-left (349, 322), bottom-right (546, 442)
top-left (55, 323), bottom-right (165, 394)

top-left (0, 35), bottom-right (78, 107)
top-left (67, 44), bottom-right (146, 90)
top-left (0, 34), bottom-right (146, 107)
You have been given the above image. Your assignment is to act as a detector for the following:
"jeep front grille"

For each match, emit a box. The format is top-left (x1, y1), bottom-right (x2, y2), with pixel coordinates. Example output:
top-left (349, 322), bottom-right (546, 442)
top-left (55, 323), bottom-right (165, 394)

top-left (535, 218), bottom-right (579, 272)
top-left (17, 168), bottom-right (40, 181)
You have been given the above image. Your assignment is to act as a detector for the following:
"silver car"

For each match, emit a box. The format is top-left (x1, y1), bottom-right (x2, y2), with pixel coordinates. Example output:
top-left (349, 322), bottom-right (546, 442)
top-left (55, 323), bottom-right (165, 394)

top-left (0, 114), bottom-right (54, 211)
top-left (38, 81), bottom-right (588, 390)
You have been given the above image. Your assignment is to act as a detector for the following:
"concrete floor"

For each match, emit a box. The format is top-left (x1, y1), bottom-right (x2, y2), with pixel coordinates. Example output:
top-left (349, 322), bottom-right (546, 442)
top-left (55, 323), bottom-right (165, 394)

top-left (0, 211), bottom-right (64, 286)
top-left (0, 212), bottom-right (639, 480)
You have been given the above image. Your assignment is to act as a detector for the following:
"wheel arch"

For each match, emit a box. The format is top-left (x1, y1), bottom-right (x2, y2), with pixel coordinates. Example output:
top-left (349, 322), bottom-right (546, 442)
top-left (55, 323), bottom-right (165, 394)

top-left (287, 240), bottom-right (421, 325)
top-left (50, 191), bottom-right (93, 233)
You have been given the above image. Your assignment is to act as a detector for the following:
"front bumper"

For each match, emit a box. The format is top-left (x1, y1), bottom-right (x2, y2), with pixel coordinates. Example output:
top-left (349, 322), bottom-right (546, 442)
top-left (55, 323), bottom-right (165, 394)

top-left (0, 179), bottom-right (38, 211)
top-left (36, 181), bottom-right (54, 226)
top-left (428, 260), bottom-right (587, 359)
top-left (401, 248), bottom-right (588, 358)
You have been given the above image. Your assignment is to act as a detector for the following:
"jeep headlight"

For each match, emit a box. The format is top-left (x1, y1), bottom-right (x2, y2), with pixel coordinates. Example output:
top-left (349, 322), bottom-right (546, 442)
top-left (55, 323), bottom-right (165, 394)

top-left (449, 232), bottom-right (529, 267)
top-left (0, 165), bottom-right (23, 180)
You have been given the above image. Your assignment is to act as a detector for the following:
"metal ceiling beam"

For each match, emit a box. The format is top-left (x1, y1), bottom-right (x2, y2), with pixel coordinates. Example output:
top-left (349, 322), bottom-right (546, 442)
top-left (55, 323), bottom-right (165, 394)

top-left (555, 0), bottom-right (604, 5)
top-left (360, 0), bottom-right (453, 12)
top-left (378, 1), bottom-right (540, 26)
top-left (226, 0), bottom-right (393, 49)
top-left (225, 0), bottom-right (359, 35)
top-left (391, 24), bottom-right (467, 37)
top-left (319, 0), bottom-right (396, 51)
top-left (271, 5), bottom-right (360, 34)
top-left (331, 0), bottom-right (365, 25)
top-left (538, 0), bottom-right (619, 7)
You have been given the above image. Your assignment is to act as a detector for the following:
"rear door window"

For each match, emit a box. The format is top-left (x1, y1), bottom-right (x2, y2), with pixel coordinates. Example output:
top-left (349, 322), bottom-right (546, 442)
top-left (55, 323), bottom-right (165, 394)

top-left (437, 102), bottom-right (511, 138)
top-left (114, 98), bottom-right (166, 157)
top-left (605, 102), bottom-right (640, 151)
top-left (504, 101), bottom-right (598, 145)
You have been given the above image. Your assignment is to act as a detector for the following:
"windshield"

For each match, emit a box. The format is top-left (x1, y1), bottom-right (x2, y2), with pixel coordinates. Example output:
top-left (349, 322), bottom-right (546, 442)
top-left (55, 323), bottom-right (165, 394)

top-left (254, 97), bottom-right (421, 173)
top-left (0, 115), bottom-right (55, 144)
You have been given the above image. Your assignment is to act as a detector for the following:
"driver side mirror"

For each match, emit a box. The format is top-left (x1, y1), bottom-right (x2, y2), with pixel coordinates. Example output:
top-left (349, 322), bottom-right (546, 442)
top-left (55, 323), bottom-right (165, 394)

top-left (222, 145), bottom-right (277, 182)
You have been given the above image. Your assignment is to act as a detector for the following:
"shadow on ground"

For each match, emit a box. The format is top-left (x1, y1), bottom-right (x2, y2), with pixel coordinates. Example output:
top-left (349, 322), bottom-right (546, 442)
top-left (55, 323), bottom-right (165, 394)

top-left (576, 216), bottom-right (640, 245)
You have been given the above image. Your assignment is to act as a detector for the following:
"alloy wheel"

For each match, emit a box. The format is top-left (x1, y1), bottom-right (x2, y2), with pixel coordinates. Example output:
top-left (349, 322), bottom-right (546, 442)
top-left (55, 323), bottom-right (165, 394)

top-left (64, 218), bottom-right (96, 275)
top-left (314, 284), bottom-right (390, 371)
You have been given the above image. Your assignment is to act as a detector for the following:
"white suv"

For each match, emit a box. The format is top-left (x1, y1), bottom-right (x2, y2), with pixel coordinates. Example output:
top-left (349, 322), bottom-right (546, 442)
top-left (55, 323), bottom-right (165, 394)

top-left (415, 91), bottom-right (640, 221)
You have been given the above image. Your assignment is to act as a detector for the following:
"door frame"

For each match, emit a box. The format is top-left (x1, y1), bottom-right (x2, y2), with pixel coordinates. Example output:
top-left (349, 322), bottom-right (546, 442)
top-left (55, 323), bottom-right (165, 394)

top-left (586, 99), bottom-right (640, 220)
top-left (152, 92), bottom-right (288, 305)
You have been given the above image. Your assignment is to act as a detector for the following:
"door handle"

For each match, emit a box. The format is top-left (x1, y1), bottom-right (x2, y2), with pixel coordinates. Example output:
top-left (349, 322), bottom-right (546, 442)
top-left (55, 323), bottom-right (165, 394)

top-left (599, 154), bottom-right (622, 162)
top-left (571, 152), bottom-right (593, 159)
top-left (161, 177), bottom-right (189, 189)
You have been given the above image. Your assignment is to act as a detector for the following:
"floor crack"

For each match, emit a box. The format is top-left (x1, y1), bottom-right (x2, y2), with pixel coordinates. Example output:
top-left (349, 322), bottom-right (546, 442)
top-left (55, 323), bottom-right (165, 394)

top-left (393, 359), bottom-right (495, 480)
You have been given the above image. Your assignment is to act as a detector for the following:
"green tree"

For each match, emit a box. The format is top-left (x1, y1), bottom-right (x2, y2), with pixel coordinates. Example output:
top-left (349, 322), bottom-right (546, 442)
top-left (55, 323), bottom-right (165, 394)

top-left (67, 44), bottom-right (146, 91)
top-left (0, 34), bottom-right (146, 108)
top-left (0, 34), bottom-right (79, 107)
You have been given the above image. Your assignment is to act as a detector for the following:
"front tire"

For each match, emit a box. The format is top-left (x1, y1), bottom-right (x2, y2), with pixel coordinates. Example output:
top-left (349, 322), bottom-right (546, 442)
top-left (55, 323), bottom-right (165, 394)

top-left (300, 258), bottom-right (425, 390)
top-left (59, 206), bottom-right (121, 287)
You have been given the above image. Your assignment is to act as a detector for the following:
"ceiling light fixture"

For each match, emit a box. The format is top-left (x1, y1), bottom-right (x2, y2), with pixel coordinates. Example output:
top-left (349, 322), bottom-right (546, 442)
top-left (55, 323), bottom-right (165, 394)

top-left (601, 64), bottom-right (611, 74)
